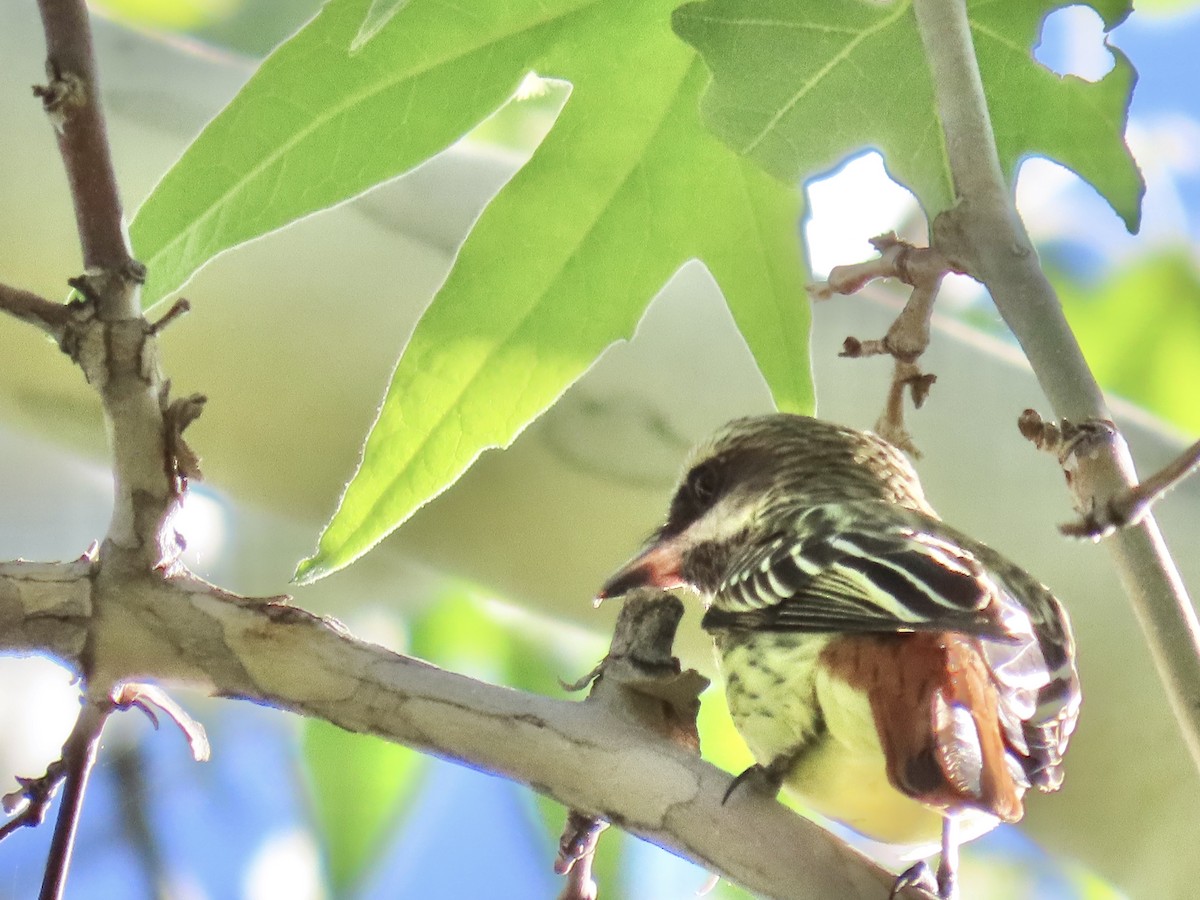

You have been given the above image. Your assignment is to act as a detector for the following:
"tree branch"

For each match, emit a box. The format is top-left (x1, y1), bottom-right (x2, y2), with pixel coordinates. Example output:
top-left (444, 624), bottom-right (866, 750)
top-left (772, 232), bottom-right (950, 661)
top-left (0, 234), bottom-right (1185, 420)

top-left (39, 693), bottom-right (110, 900)
top-left (912, 0), bottom-right (1200, 772)
top-left (1, 574), bottom-right (928, 900)
top-left (0, 559), bottom-right (92, 661)
top-left (809, 232), bottom-right (951, 454)
top-left (34, 0), bottom-right (134, 294)
top-left (0, 281), bottom-right (70, 337)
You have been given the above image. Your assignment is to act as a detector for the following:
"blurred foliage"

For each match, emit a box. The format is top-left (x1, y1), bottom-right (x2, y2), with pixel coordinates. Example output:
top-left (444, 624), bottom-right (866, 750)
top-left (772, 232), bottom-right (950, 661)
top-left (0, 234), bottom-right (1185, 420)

top-left (1056, 250), bottom-right (1200, 434)
top-left (91, 0), bottom-right (324, 57)
top-left (303, 719), bottom-right (424, 893)
top-left (91, 0), bottom-right (240, 29)
top-left (1133, 0), bottom-right (1200, 10)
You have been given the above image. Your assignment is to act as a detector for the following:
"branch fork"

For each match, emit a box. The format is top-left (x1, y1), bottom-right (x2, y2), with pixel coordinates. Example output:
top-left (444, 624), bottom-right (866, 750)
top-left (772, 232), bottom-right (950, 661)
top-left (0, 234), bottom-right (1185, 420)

top-left (32, 63), bottom-right (85, 133)
top-left (810, 232), bottom-right (959, 455)
top-left (1021, 409), bottom-right (1200, 540)
top-left (556, 590), bottom-right (709, 898)
top-left (0, 679), bottom-right (209, 900)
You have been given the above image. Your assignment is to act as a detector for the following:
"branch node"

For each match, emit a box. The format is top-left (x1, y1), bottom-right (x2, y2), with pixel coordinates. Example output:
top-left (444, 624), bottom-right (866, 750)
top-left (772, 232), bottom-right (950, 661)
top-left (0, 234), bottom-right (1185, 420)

top-left (148, 298), bottom-right (190, 335)
top-left (32, 63), bottom-right (85, 133)
top-left (1028, 416), bottom-right (1200, 541)
top-left (1019, 410), bottom-right (1143, 539)
top-left (113, 683), bottom-right (210, 762)
top-left (162, 392), bottom-right (208, 489)
top-left (908, 372), bottom-right (938, 409)
top-left (1017, 410), bottom-right (1115, 468)
top-left (813, 235), bottom-right (956, 451)
top-left (583, 590), bottom-right (709, 743)
top-left (555, 591), bottom-right (709, 897)
top-left (64, 274), bottom-right (99, 305)
top-left (555, 809), bottom-right (607, 900)
top-left (122, 260), bottom-right (148, 285)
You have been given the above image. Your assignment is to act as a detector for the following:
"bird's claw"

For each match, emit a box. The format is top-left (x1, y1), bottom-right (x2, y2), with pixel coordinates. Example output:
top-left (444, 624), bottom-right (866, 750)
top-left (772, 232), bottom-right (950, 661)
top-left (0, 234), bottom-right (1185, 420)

top-left (721, 761), bottom-right (786, 805)
top-left (891, 861), bottom-right (938, 899)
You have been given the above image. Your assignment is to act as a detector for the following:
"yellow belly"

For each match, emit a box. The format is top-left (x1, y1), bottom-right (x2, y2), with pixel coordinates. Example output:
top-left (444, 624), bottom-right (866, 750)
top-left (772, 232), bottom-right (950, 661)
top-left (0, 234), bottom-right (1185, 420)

top-left (715, 632), bottom-right (995, 848)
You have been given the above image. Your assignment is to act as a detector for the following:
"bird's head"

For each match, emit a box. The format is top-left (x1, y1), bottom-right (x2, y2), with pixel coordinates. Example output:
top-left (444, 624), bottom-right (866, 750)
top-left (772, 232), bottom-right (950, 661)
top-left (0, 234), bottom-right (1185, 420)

top-left (596, 414), bottom-right (928, 601)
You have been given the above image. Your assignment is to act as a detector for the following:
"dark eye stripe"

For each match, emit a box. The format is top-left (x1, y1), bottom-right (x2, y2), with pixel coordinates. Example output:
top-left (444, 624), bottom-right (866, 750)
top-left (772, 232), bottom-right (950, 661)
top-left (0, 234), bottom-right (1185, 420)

top-left (664, 457), bottom-right (729, 536)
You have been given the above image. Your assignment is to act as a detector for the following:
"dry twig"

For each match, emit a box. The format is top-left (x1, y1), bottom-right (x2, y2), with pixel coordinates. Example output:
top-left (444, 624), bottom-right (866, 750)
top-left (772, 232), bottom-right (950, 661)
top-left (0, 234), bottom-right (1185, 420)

top-left (1021, 410), bottom-right (1200, 540)
top-left (0, 282), bottom-right (71, 337)
top-left (0, 3), bottom-right (215, 894)
top-left (809, 232), bottom-right (959, 454)
top-left (0, 688), bottom-right (166, 900)
top-left (555, 590), bottom-right (709, 899)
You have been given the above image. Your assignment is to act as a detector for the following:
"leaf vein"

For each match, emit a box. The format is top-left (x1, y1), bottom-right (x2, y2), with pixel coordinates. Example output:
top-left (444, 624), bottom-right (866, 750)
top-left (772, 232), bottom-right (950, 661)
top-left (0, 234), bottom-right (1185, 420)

top-left (741, 0), bottom-right (911, 155)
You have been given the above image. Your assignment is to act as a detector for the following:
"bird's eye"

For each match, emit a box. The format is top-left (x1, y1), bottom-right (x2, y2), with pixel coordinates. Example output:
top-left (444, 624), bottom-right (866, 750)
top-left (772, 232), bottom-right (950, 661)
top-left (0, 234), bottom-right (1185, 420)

top-left (685, 460), bottom-right (722, 507)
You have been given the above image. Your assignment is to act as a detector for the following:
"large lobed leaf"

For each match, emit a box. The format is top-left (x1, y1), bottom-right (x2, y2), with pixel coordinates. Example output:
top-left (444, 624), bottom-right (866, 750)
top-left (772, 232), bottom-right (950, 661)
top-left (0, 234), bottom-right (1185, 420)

top-left (672, 0), bottom-right (1144, 232)
top-left (128, 0), bottom-right (811, 583)
top-left (131, 0), bottom-right (1150, 584)
top-left (300, 1), bottom-right (809, 581)
top-left (129, 0), bottom-right (584, 306)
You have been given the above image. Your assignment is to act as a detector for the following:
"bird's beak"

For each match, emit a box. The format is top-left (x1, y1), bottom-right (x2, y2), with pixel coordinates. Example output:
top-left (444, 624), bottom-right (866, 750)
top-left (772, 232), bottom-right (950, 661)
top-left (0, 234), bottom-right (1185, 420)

top-left (596, 538), bottom-right (685, 602)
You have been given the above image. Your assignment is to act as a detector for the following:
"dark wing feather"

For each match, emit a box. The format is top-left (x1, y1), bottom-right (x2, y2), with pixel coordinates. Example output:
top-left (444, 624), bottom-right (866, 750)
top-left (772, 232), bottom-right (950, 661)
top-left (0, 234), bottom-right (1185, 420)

top-left (701, 504), bottom-right (1010, 639)
top-left (971, 566), bottom-right (1080, 793)
top-left (702, 502), bottom-right (1081, 797)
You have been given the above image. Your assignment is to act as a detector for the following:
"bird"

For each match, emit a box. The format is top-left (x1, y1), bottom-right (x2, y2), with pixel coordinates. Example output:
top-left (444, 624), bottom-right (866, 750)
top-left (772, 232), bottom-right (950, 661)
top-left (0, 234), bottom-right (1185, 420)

top-left (597, 414), bottom-right (1080, 899)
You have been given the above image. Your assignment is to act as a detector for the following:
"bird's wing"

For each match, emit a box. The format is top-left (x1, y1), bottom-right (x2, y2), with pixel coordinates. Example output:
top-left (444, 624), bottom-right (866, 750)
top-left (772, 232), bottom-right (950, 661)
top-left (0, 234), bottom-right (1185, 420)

top-left (702, 502), bottom-right (1082, 795)
top-left (969, 555), bottom-right (1081, 793)
top-left (701, 503), bottom-right (1010, 639)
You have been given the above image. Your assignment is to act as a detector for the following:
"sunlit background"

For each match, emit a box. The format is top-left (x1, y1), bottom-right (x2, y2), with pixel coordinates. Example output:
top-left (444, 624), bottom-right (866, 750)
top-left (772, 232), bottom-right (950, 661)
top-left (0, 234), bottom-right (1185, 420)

top-left (2, 1), bottom-right (1199, 898)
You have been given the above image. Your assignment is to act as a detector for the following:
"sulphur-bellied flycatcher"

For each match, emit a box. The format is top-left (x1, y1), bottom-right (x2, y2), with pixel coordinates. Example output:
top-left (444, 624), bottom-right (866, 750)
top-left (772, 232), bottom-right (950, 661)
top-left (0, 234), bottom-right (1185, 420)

top-left (598, 414), bottom-right (1080, 899)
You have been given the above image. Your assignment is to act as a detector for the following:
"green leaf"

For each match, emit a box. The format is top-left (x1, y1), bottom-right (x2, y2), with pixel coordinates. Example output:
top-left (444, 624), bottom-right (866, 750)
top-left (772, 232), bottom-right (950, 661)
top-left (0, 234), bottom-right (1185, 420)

top-left (126, 0), bottom-right (810, 582)
top-left (673, 0), bottom-right (1144, 232)
top-left (1056, 251), bottom-right (1200, 434)
top-left (303, 718), bottom-right (423, 891)
top-left (295, 0), bottom-right (810, 582)
top-left (351, 0), bottom-right (411, 51)
top-left (128, 0), bottom-right (588, 307)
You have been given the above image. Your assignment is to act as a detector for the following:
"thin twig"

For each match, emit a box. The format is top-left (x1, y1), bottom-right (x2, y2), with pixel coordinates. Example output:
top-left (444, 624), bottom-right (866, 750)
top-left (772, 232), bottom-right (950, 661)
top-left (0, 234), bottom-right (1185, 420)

top-left (555, 591), bottom-right (705, 899)
top-left (38, 694), bottom-right (113, 900)
top-left (34, 0), bottom-right (134, 295)
top-left (0, 764), bottom-right (65, 843)
top-left (0, 281), bottom-right (70, 336)
top-left (912, 0), bottom-right (1200, 773)
top-left (556, 810), bottom-right (607, 900)
top-left (1098, 437), bottom-right (1200, 533)
top-left (1021, 411), bottom-right (1200, 539)
top-left (147, 298), bottom-right (190, 335)
top-left (809, 233), bottom-right (954, 452)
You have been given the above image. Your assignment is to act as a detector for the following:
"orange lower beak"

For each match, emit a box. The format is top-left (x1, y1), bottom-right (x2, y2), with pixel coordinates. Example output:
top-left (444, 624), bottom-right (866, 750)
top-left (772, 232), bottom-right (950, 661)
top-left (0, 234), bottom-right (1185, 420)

top-left (596, 540), bottom-right (685, 601)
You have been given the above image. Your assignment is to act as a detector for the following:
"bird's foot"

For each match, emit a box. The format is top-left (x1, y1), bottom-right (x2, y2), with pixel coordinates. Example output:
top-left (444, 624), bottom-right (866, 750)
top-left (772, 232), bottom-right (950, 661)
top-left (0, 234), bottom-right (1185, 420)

top-left (890, 861), bottom-right (938, 899)
top-left (721, 760), bottom-right (787, 805)
top-left (891, 853), bottom-right (959, 899)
